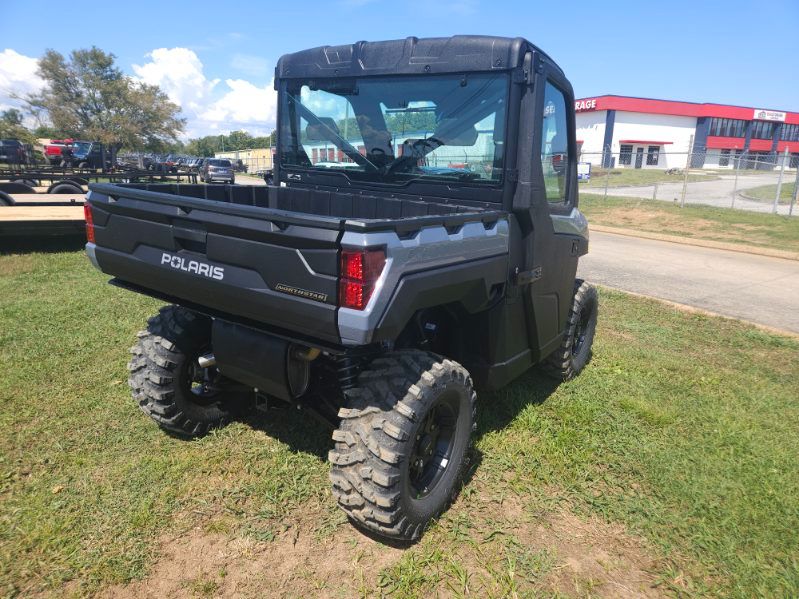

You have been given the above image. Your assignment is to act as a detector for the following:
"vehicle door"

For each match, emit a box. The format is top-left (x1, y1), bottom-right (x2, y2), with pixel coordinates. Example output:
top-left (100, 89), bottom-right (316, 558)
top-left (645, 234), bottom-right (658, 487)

top-left (521, 54), bottom-right (583, 360)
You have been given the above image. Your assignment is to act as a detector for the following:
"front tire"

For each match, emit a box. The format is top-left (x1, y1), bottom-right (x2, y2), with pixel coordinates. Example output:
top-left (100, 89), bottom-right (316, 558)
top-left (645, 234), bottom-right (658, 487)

top-left (329, 351), bottom-right (476, 541)
top-left (128, 305), bottom-right (235, 437)
top-left (541, 279), bottom-right (598, 381)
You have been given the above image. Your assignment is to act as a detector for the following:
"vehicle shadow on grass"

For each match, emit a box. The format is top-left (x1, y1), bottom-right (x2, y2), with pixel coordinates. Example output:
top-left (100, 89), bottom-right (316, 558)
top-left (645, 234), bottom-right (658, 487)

top-left (475, 369), bottom-right (561, 439)
top-left (238, 402), bottom-right (333, 460)
top-left (235, 368), bottom-right (560, 466)
top-left (233, 369), bottom-right (561, 544)
top-left (0, 235), bottom-right (86, 254)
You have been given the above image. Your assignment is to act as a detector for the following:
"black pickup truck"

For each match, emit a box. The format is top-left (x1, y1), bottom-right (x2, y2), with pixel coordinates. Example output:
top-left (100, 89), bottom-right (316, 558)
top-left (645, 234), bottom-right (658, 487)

top-left (85, 35), bottom-right (597, 541)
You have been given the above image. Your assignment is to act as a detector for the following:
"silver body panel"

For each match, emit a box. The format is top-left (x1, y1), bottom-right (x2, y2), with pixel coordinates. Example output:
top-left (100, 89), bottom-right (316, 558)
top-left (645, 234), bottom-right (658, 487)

top-left (337, 218), bottom-right (510, 346)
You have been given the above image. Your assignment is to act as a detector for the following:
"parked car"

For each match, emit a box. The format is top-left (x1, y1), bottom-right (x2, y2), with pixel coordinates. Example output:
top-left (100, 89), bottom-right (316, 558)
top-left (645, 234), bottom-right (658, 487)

top-left (0, 139), bottom-right (28, 164)
top-left (67, 141), bottom-right (109, 169)
top-left (201, 158), bottom-right (235, 183)
top-left (44, 139), bottom-right (72, 165)
top-left (84, 35), bottom-right (595, 541)
top-left (232, 159), bottom-right (248, 173)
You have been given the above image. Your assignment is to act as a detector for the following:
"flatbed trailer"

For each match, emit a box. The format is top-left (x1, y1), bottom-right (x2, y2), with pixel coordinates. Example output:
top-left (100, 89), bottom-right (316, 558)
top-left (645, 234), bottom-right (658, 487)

top-left (0, 167), bottom-right (198, 187)
top-left (0, 190), bottom-right (85, 237)
top-left (0, 204), bottom-right (85, 237)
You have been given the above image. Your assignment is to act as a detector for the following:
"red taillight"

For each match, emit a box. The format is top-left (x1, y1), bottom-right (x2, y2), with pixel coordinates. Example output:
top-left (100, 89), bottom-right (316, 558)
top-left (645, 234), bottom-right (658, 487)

top-left (83, 204), bottom-right (95, 243)
top-left (339, 248), bottom-right (385, 310)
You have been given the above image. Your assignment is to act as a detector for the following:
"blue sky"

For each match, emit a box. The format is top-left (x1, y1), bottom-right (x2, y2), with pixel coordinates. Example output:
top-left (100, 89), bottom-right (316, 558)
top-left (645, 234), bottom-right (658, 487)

top-left (1, 0), bottom-right (797, 138)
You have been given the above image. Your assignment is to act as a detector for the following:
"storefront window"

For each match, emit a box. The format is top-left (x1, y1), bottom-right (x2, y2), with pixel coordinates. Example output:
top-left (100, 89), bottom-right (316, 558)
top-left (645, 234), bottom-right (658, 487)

top-left (646, 145), bottom-right (659, 166)
top-left (619, 144), bottom-right (633, 165)
top-left (751, 121), bottom-right (775, 140)
top-left (709, 118), bottom-right (746, 138)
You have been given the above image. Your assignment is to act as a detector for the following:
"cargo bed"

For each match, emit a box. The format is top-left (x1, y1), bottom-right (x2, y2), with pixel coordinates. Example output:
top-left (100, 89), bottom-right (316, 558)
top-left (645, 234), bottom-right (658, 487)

top-left (86, 183), bottom-right (504, 345)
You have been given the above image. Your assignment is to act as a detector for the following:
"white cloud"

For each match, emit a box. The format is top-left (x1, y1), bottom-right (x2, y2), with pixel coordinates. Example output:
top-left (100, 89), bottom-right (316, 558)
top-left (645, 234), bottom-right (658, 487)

top-left (132, 47), bottom-right (219, 113)
top-left (199, 78), bottom-right (277, 136)
top-left (0, 49), bottom-right (46, 118)
top-left (133, 47), bottom-right (276, 138)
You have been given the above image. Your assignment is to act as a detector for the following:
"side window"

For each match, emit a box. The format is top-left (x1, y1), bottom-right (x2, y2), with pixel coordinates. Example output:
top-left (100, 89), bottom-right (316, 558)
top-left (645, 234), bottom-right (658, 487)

top-left (540, 81), bottom-right (570, 204)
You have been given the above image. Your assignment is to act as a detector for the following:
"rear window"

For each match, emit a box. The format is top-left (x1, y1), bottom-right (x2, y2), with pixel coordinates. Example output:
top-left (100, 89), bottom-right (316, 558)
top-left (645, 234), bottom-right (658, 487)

top-left (1, 139), bottom-right (21, 146)
top-left (208, 159), bottom-right (231, 167)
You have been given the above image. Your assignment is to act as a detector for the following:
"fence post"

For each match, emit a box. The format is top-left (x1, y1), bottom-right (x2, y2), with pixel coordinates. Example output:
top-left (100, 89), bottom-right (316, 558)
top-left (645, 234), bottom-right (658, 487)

top-left (652, 181), bottom-right (658, 202)
top-left (790, 164), bottom-right (799, 217)
top-left (731, 151), bottom-right (743, 209)
top-left (773, 148), bottom-right (789, 214)
top-left (680, 135), bottom-right (694, 208)
top-left (603, 145), bottom-right (611, 201)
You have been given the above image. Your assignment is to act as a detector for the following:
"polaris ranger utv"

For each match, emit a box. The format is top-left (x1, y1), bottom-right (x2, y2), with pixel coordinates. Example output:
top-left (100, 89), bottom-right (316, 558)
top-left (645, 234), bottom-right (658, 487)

top-left (84, 36), bottom-right (597, 541)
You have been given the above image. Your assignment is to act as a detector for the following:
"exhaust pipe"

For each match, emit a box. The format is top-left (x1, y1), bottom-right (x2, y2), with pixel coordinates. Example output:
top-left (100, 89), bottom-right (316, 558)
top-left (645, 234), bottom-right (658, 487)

top-left (293, 346), bottom-right (321, 362)
top-left (197, 354), bottom-right (216, 368)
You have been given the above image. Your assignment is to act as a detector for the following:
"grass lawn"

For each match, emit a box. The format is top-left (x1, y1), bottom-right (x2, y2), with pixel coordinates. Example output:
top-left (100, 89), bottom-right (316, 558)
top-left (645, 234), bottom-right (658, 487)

top-left (580, 195), bottom-right (799, 254)
top-left (742, 182), bottom-right (797, 205)
top-left (581, 168), bottom-right (718, 188)
top-left (1, 248), bottom-right (798, 597)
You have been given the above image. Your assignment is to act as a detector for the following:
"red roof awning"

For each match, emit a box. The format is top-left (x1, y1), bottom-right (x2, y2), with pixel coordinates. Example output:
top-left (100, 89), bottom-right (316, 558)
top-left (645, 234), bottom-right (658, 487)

top-left (618, 140), bottom-right (673, 145)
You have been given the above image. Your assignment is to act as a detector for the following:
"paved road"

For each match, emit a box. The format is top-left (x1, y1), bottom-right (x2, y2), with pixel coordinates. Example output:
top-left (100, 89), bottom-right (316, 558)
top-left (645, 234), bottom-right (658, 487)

top-left (578, 231), bottom-right (799, 333)
top-left (582, 171), bottom-right (798, 216)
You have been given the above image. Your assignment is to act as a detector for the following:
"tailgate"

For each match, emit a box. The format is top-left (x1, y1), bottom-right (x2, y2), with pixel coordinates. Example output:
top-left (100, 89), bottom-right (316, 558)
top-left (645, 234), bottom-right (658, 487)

top-left (87, 185), bottom-right (344, 343)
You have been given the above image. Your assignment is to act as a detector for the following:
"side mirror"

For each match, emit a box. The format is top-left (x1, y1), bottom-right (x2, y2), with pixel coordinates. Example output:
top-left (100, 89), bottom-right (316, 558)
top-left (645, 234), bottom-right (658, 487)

top-left (306, 117), bottom-right (341, 142)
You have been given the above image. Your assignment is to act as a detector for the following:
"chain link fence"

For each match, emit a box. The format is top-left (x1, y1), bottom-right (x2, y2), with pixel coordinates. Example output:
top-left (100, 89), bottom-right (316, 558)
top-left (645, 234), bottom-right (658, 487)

top-left (578, 146), bottom-right (799, 216)
top-left (129, 144), bottom-right (799, 215)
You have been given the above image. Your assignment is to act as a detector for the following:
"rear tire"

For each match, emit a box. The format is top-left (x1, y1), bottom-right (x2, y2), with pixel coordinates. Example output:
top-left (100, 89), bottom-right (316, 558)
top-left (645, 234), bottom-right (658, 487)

top-left (541, 279), bottom-right (598, 381)
top-left (49, 183), bottom-right (83, 195)
top-left (128, 305), bottom-right (236, 437)
top-left (12, 178), bottom-right (38, 188)
top-left (329, 350), bottom-right (476, 541)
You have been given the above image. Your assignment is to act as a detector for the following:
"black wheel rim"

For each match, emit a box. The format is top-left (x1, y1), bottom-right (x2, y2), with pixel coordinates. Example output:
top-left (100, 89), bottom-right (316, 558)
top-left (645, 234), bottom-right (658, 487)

top-left (185, 349), bottom-right (221, 406)
top-left (408, 390), bottom-right (460, 498)
top-left (572, 301), bottom-right (594, 356)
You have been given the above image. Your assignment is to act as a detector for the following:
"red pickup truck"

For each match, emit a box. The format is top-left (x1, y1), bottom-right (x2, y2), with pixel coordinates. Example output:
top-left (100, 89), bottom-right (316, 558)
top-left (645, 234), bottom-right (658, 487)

top-left (44, 139), bottom-right (74, 165)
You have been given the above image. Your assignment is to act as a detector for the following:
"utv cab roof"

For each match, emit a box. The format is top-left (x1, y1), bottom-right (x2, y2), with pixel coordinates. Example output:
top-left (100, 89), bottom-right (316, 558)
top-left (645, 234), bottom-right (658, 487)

top-left (275, 35), bottom-right (562, 79)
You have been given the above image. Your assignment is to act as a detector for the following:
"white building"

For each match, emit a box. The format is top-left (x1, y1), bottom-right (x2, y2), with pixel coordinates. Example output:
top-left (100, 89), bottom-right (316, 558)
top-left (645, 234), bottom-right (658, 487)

top-left (575, 95), bottom-right (799, 170)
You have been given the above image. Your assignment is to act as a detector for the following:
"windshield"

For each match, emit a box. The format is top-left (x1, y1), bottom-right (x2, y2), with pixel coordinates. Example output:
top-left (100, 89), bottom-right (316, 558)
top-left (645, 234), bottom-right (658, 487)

top-left (72, 142), bottom-right (92, 153)
top-left (279, 73), bottom-right (508, 185)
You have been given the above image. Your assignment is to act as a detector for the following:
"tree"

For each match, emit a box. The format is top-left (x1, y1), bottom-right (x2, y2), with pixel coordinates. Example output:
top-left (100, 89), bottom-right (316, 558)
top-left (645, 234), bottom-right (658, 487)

top-left (185, 130), bottom-right (275, 157)
top-left (0, 109), bottom-right (36, 144)
top-left (225, 130), bottom-right (254, 151)
top-left (26, 47), bottom-right (185, 154)
top-left (185, 135), bottom-right (222, 157)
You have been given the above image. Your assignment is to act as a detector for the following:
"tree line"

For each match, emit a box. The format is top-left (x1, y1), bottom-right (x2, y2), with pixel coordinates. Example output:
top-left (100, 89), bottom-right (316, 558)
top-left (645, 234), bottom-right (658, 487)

top-left (2, 46), bottom-right (276, 157)
top-left (2, 45), bottom-right (441, 160)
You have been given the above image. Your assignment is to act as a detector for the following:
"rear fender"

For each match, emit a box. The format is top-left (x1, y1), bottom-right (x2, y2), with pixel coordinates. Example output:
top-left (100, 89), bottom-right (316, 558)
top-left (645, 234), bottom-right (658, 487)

top-left (338, 219), bottom-right (510, 345)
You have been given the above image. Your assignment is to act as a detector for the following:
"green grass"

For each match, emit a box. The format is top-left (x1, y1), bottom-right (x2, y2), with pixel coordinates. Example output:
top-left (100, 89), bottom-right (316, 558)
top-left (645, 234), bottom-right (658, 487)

top-left (581, 195), bottom-right (799, 254)
top-left (1, 249), bottom-right (798, 596)
top-left (581, 167), bottom-right (717, 188)
top-left (743, 182), bottom-right (797, 205)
